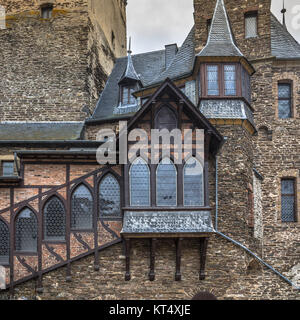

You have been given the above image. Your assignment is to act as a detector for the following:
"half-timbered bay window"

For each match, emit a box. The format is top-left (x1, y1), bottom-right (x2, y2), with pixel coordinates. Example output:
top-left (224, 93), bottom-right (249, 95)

top-left (0, 220), bottom-right (9, 264)
top-left (71, 184), bottom-right (93, 230)
top-left (278, 82), bottom-right (292, 119)
top-left (44, 197), bottom-right (66, 241)
top-left (130, 158), bottom-right (150, 206)
top-left (99, 174), bottom-right (121, 217)
top-left (15, 208), bottom-right (38, 252)
top-left (281, 179), bottom-right (297, 222)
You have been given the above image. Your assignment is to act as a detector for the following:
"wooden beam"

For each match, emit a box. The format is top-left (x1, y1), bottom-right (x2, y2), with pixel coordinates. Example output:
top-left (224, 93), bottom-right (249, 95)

top-left (125, 239), bottom-right (131, 281)
top-left (175, 238), bottom-right (183, 281)
top-left (149, 238), bottom-right (157, 281)
top-left (199, 237), bottom-right (208, 280)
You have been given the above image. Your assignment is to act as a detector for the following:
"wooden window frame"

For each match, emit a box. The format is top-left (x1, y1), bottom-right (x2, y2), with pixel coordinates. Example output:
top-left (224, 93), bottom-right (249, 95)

top-left (120, 85), bottom-right (136, 105)
top-left (281, 178), bottom-right (297, 223)
top-left (244, 11), bottom-right (258, 39)
top-left (278, 81), bottom-right (293, 119)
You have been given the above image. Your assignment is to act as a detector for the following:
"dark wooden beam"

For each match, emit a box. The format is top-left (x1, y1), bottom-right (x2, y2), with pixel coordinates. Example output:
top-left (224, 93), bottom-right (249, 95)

top-left (199, 237), bottom-right (208, 280)
top-left (149, 238), bottom-right (157, 281)
top-left (175, 238), bottom-right (183, 281)
top-left (125, 239), bottom-right (131, 281)
top-left (36, 188), bottom-right (43, 293)
top-left (66, 164), bottom-right (72, 282)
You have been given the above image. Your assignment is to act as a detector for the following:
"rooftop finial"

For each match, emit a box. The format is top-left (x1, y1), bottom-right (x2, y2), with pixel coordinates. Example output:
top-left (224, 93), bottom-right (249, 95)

top-left (281, 0), bottom-right (287, 28)
top-left (128, 36), bottom-right (132, 55)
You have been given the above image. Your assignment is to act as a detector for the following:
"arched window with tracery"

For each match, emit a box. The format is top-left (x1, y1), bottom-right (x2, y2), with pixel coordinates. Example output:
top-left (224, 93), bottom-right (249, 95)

top-left (130, 157), bottom-right (150, 206)
top-left (156, 158), bottom-right (177, 206)
top-left (184, 157), bottom-right (204, 206)
top-left (0, 219), bottom-right (9, 264)
top-left (15, 208), bottom-right (38, 252)
top-left (44, 196), bottom-right (66, 241)
top-left (71, 184), bottom-right (93, 230)
top-left (155, 105), bottom-right (177, 131)
top-left (99, 174), bottom-right (121, 217)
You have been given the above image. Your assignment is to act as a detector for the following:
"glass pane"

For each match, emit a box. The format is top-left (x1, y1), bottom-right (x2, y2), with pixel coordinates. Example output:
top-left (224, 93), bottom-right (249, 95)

top-left (130, 158), bottom-right (150, 206)
top-left (278, 84), bottom-right (291, 98)
top-left (224, 65), bottom-right (236, 96)
top-left (281, 195), bottom-right (295, 222)
top-left (184, 158), bottom-right (204, 206)
top-left (245, 15), bottom-right (257, 38)
top-left (155, 106), bottom-right (177, 131)
top-left (281, 180), bottom-right (294, 195)
top-left (207, 65), bottom-right (219, 96)
top-left (156, 158), bottom-right (177, 206)
top-left (71, 185), bottom-right (93, 230)
top-left (44, 197), bottom-right (66, 241)
top-left (99, 174), bottom-right (121, 216)
top-left (0, 220), bottom-right (9, 264)
top-left (3, 162), bottom-right (14, 176)
top-left (278, 100), bottom-right (291, 119)
top-left (16, 208), bottom-right (37, 252)
top-left (129, 88), bottom-right (136, 105)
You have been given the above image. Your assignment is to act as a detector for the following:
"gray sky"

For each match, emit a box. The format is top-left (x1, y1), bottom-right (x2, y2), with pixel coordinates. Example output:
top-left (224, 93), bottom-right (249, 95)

top-left (127, 0), bottom-right (300, 54)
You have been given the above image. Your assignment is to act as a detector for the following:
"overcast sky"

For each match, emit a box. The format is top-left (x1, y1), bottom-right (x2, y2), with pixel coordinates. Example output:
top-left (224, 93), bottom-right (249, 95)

top-left (127, 0), bottom-right (300, 54)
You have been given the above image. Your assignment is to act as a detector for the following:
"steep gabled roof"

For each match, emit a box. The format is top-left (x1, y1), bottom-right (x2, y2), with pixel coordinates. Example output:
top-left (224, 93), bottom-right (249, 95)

top-left (197, 0), bottom-right (243, 57)
top-left (271, 13), bottom-right (300, 59)
top-left (118, 52), bottom-right (141, 84)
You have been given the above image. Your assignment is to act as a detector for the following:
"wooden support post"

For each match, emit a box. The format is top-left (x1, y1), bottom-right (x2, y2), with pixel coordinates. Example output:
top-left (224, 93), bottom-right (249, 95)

top-left (125, 239), bottom-right (131, 281)
top-left (66, 165), bottom-right (72, 282)
top-left (149, 238), bottom-right (156, 281)
top-left (9, 188), bottom-right (14, 297)
top-left (199, 237), bottom-right (208, 280)
top-left (37, 188), bottom-right (43, 293)
top-left (175, 238), bottom-right (182, 281)
top-left (93, 173), bottom-right (99, 271)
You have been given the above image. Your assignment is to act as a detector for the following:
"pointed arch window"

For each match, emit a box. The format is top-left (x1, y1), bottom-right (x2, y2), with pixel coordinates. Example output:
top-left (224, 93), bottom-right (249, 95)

top-left (15, 208), bottom-right (37, 252)
top-left (156, 158), bottom-right (177, 206)
top-left (184, 157), bottom-right (204, 206)
top-left (99, 174), bottom-right (121, 217)
top-left (155, 106), bottom-right (177, 131)
top-left (44, 197), bottom-right (66, 241)
top-left (0, 220), bottom-right (9, 264)
top-left (71, 185), bottom-right (93, 230)
top-left (130, 157), bottom-right (150, 206)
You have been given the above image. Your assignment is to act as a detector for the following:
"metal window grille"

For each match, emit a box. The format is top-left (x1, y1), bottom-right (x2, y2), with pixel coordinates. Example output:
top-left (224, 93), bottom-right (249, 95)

top-left (245, 14), bottom-right (257, 38)
top-left (278, 83), bottom-right (292, 119)
top-left (0, 220), bottom-right (9, 264)
top-left (156, 158), bottom-right (177, 206)
top-left (184, 157), bottom-right (204, 206)
top-left (99, 174), bottom-right (121, 217)
top-left (281, 179), bottom-right (296, 222)
top-left (2, 162), bottom-right (14, 176)
top-left (130, 158), bottom-right (150, 206)
top-left (15, 208), bottom-right (37, 252)
top-left (71, 185), bottom-right (93, 230)
top-left (44, 197), bottom-right (66, 241)
top-left (224, 65), bottom-right (236, 96)
top-left (207, 65), bottom-right (219, 96)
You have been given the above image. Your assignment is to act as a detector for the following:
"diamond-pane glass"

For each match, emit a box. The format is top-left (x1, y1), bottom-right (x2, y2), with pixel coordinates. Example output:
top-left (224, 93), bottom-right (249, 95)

top-left (245, 15), bottom-right (257, 38)
top-left (281, 196), bottom-right (295, 222)
top-left (281, 180), bottom-right (294, 194)
top-left (99, 174), bottom-right (121, 217)
top-left (242, 67), bottom-right (251, 103)
top-left (130, 158), bottom-right (150, 206)
top-left (278, 100), bottom-right (291, 119)
top-left (0, 220), bottom-right (9, 264)
top-left (224, 65), bottom-right (236, 96)
top-left (16, 208), bottom-right (37, 252)
top-left (44, 197), bottom-right (66, 241)
top-left (184, 157), bottom-right (204, 206)
top-left (71, 185), bottom-right (93, 230)
top-left (278, 84), bottom-right (291, 98)
top-left (207, 65), bottom-right (219, 96)
top-left (156, 158), bottom-right (177, 206)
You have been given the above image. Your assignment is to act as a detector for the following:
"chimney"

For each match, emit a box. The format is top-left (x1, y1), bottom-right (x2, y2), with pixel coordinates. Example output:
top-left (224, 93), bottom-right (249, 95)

top-left (165, 44), bottom-right (178, 69)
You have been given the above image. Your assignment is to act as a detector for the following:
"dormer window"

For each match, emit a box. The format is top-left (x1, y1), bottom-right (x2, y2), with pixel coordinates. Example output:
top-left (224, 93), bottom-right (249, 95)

top-left (121, 85), bottom-right (136, 105)
top-left (245, 12), bottom-right (258, 38)
top-left (41, 4), bottom-right (53, 19)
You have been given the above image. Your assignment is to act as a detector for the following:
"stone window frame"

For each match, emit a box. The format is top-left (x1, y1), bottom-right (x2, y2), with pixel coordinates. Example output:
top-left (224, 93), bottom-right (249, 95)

top-left (40, 2), bottom-right (54, 19)
top-left (244, 10), bottom-right (259, 39)
top-left (277, 171), bottom-right (300, 224)
top-left (273, 73), bottom-right (298, 120)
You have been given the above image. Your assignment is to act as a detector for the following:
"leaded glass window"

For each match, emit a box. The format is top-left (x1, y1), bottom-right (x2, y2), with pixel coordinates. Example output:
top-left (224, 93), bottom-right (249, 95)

top-left (71, 185), bottom-right (93, 230)
top-left (130, 158), bottom-right (150, 206)
top-left (121, 86), bottom-right (136, 105)
top-left (207, 65), bottom-right (219, 96)
top-left (44, 197), bottom-right (66, 241)
top-left (281, 179), bottom-right (296, 222)
top-left (278, 83), bottom-right (292, 119)
top-left (15, 208), bottom-right (37, 252)
top-left (224, 65), bottom-right (236, 96)
top-left (0, 220), bottom-right (9, 264)
top-left (2, 161), bottom-right (14, 176)
top-left (156, 158), bottom-right (177, 206)
top-left (99, 174), bottom-right (121, 217)
top-left (184, 157), bottom-right (204, 206)
top-left (155, 106), bottom-right (177, 131)
top-left (245, 13), bottom-right (257, 38)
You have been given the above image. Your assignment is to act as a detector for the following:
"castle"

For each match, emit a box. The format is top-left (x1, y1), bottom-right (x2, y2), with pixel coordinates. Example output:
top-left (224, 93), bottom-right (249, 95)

top-left (0, 0), bottom-right (299, 300)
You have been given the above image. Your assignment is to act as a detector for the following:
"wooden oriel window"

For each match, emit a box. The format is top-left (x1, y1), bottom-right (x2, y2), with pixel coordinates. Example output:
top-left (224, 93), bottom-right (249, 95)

top-left (278, 82), bottom-right (292, 119)
top-left (281, 179), bottom-right (297, 222)
top-left (245, 12), bottom-right (258, 38)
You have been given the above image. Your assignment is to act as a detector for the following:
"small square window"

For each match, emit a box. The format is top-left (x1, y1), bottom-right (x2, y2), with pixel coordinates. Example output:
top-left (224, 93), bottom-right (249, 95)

top-left (245, 12), bottom-right (258, 38)
top-left (2, 162), bottom-right (14, 176)
top-left (41, 5), bottom-right (53, 19)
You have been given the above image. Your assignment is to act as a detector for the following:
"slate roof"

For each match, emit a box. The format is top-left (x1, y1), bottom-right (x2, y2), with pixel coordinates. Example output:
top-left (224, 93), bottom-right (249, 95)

top-left (197, 0), bottom-right (243, 57)
top-left (0, 122), bottom-right (84, 141)
top-left (118, 52), bottom-right (141, 83)
top-left (271, 13), bottom-right (300, 59)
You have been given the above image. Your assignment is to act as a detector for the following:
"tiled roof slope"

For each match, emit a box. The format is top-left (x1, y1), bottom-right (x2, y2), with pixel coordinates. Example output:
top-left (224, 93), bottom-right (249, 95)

top-left (119, 52), bottom-right (140, 83)
top-left (271, 13), bottom-right (300, 59)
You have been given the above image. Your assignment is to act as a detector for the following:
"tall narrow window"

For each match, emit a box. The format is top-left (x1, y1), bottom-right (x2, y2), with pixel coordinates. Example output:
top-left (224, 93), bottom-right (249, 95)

top-left (224, 65), bottom-right (236, 96)
top-left (207, 65), bottom-right (219, 96)
top-left (245, 12), bottom-right (258, 38)
top-left (184, 157), bottom-right (204, 206)
top-left (15, 208), bottom-right (37, 252)
top-left (130, 158), bottom-right (150, 206)
top-left (2, 161), bottom-right (14, 176)
top-left (44, 197), bottom-right (66, 241)
top-left (198, 69), bottom-right (202, 98)
top-left (156, 158), bottom-right (177, 206)
top-left (71, 185), bottom-right (93, 230)
top-left (0, 220), bottom-right (9, 264)
top-left (281, 179), bottom-right (296, 222)
top-left (278, 83), bottom-right (292, 119)
top-left (121, 86), bottom-right (136, 105)
top-left (99, 174), bottom-right (121, 217)
top-left (41, 4), bottom-right (53, 19)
